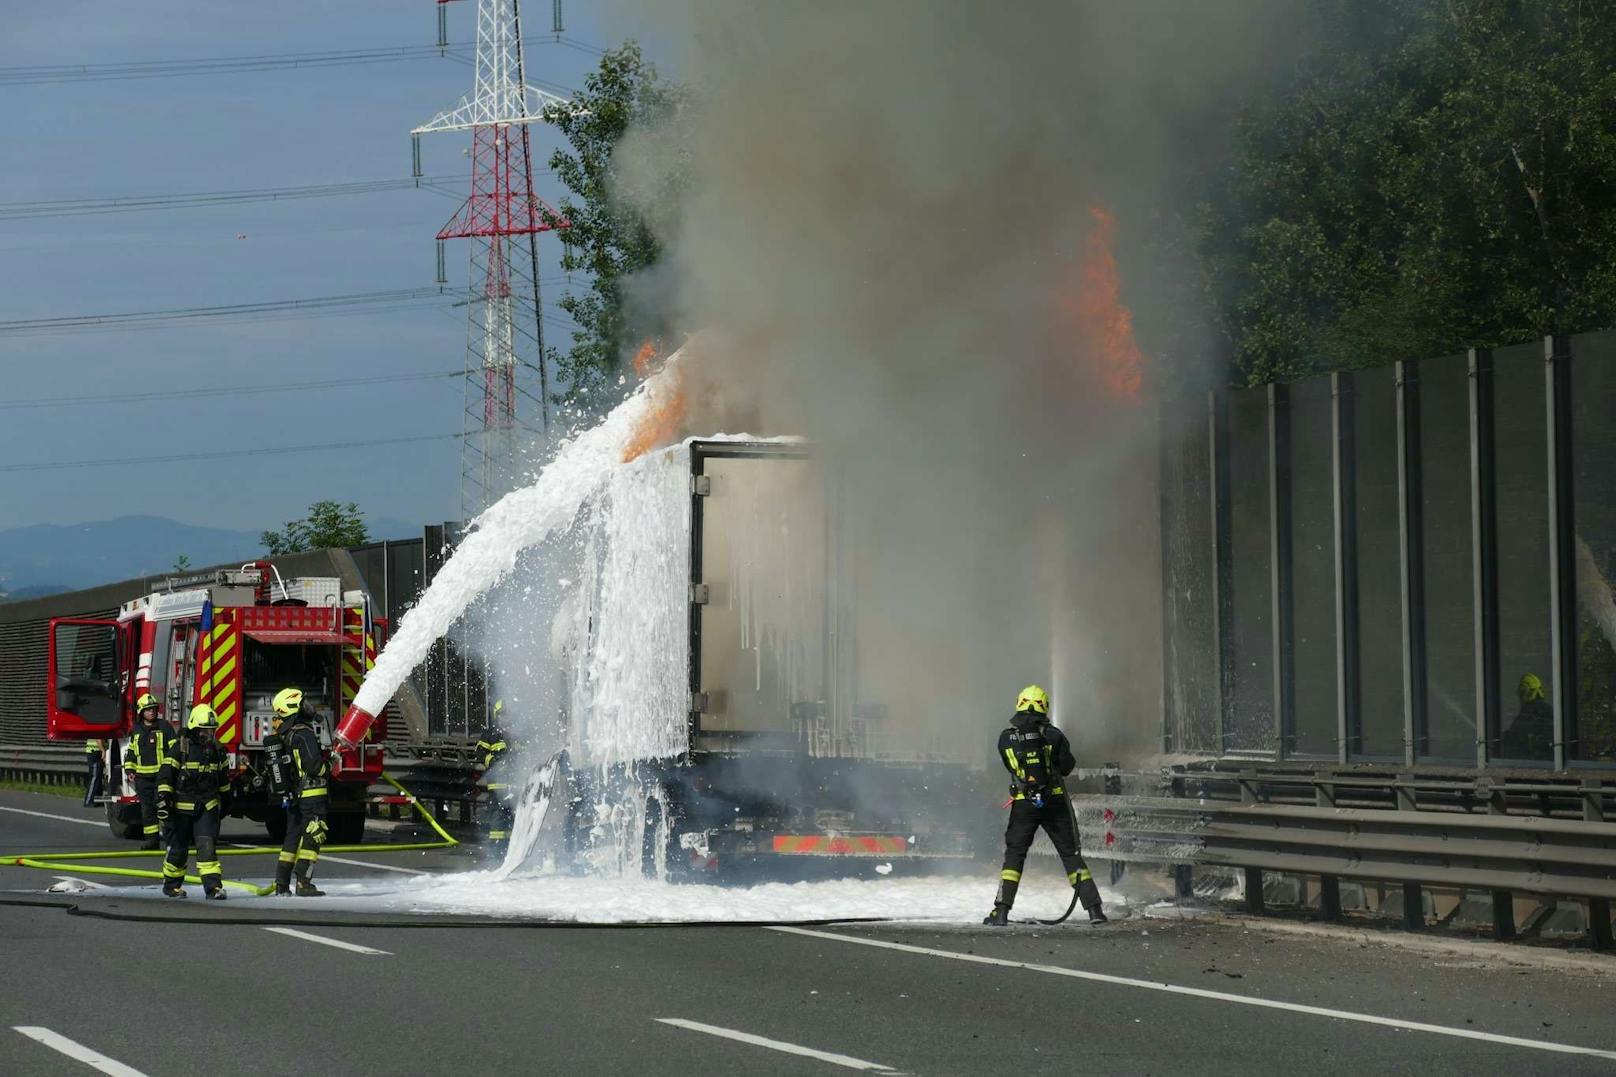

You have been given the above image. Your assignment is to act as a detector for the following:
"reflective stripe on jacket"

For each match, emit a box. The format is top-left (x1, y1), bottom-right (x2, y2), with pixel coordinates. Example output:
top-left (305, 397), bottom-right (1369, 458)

top-left (124, 725), bottom-right (171, 775)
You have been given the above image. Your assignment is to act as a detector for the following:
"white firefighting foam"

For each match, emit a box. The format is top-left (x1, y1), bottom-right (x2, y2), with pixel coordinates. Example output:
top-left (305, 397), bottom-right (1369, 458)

top-left (352, 359), bottom-right (682, 720)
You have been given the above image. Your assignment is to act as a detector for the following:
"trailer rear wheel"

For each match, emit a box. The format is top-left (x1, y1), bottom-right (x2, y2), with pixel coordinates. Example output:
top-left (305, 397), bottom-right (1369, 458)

top-left (263, 807), bottom-right (287, 844)
top-left (328, 811), bottom-right (366, 845)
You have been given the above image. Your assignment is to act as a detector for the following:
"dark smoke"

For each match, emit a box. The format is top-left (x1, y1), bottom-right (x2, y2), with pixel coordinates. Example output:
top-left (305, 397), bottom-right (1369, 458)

top-left (598, 0), bottom-right (1308, 765)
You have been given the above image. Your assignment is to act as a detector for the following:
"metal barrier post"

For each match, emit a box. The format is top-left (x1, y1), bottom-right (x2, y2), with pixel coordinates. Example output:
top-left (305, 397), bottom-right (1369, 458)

top-left (1244, 867), bottom-right (1264, 914)
top-left (1319, 875), bottom-right (1342, 921)
top-left (1491, 890), bottom-right (1517, 939)
top-left (1401, 882), bottom-right (1424, 931)
top-left (1591, 899), bottom-right (1614, 952)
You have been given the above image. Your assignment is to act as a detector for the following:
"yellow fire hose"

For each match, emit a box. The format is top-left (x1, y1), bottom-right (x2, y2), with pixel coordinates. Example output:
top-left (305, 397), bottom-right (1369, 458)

top-left (3, 772), bottom-right (459, 897)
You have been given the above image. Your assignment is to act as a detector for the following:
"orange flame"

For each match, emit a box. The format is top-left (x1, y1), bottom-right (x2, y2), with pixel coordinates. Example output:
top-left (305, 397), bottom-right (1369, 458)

top-left (622, 360), bottom-right (687, 463)
top-left (1067, 205), bottom-right (1146, 401)
top-left (631, 338), bottom-right (659, 380)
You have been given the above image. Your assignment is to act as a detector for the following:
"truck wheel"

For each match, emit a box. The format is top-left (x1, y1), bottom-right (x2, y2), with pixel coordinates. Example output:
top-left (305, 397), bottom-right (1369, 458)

top-left (328, 812), bottom-right (366, 845)
top-left (263, 807), bottom-right (288, 844)
top-left (107, 802), bottom-right (142, 841)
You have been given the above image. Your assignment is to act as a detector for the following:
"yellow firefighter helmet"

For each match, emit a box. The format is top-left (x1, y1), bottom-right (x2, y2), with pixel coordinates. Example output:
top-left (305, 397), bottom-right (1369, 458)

top-left (1016, 685), bottom-right (1050, 715)
top-left (187, 704), bottom-right (219, 731)
top-left (272, 687), bottom-right (304, 718)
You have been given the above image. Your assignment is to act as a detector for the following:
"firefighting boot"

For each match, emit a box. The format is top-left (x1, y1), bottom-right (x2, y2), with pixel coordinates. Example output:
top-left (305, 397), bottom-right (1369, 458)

top-left (205, 888), bottom-right (227, 901)
top-left (984, 873), bottom-right (1018, 925)
top-left (161, 882), bottom-right (187, 899)
top-left (1088, 906), bottom-right (1109, 924)
top-left (272, 861), bottom-right (294, 896)
top-left (294, 874), bottom-right (325, 897)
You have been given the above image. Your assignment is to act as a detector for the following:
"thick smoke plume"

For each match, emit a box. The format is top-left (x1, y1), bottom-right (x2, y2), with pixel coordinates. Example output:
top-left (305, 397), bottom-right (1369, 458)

top-left (594, 1), bottom-right (1303, 762)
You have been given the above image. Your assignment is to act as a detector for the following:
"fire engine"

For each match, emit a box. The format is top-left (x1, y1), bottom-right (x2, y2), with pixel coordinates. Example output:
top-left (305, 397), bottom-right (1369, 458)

top-left (48, 562), bottom-right (387, 843)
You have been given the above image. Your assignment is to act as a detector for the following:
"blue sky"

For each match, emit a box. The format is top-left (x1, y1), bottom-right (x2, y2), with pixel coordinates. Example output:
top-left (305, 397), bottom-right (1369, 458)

top-left (0, 1), bottom-right (637, 534)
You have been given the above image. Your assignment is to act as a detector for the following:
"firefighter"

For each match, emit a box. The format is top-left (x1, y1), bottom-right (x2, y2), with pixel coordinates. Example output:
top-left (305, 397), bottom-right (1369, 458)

top-left (156, 704), bottom-right (230, 900)
top-left (122, 693), bottom-right (170, 849)
top-left (983, 684), bottom-right (1107, 927)
top-left (83, 737), bottom-right (104, 807)
top-left (1500, 672), bottom-right (1554, 759)
top-left (270, 688), bottom-right (330, 897)
top-left (477, 700), bottom-right (515, 848)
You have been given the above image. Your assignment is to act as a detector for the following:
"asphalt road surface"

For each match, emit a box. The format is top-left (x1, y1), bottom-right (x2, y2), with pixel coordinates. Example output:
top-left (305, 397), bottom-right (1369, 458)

top-left (3, 788), bottom-right (1614, 1076)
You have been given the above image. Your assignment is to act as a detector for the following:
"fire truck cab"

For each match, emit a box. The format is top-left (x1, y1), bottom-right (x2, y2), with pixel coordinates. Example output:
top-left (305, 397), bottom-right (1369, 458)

top-left (48, 562), bottom-right (387, 843)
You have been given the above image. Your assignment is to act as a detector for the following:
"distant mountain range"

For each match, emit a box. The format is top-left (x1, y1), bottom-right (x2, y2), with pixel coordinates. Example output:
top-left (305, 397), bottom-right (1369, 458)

top-left (0, 514), bottom-right (422, 599)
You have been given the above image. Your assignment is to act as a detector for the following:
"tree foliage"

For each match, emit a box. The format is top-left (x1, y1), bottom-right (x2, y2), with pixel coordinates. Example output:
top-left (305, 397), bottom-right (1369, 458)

top-left (1199, 0), bottom-right (1616, 385)
top-left (542, 43), bottom-right (688, 401)
top-left (261, 500), bottom-right (368, 555)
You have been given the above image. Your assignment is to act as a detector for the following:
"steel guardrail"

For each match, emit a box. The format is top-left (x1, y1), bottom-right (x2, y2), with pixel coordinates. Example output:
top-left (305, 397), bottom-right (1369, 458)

top-left (1074, 794), bottom-right (1616, 902)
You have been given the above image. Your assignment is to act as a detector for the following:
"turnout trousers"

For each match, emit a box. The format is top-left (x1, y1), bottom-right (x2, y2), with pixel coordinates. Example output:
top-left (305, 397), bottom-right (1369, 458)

top-left (994, 797), bottom-right (1102, 914)
top-left (277, 794), bottom-right (329, 887)
top-left (83, 754), bottom-right (103, 807)
top-left (133, 777), bottom-right (164, 843)
top-left (164, 807), bottom-right (222, 894)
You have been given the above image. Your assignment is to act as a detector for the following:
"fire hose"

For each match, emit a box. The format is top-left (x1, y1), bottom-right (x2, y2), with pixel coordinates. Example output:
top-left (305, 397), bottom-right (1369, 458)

top-left (1, 772), bottom-right (458, 896)
top-left (1033, 793), bottom-right (1088, 926)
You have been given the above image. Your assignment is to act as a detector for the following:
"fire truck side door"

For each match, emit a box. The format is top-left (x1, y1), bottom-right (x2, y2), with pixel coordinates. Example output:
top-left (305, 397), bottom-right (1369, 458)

top-left (47, 618), bottom-right (122, 739)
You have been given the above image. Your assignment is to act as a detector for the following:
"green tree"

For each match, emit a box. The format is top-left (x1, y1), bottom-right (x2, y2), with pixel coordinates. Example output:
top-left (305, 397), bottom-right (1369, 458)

top-left (261, 501), bottom-right (369, 555)
top-left (1199, 0), bottom-right (1616, 385)
top-left (171, 554), bottom-right (192, 573)
top-left (542, 43), bottom-right (688, 401)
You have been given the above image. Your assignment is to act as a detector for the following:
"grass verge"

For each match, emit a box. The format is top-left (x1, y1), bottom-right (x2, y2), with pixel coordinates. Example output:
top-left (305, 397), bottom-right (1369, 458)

top-left (0, 778), bottom-right (88, 800)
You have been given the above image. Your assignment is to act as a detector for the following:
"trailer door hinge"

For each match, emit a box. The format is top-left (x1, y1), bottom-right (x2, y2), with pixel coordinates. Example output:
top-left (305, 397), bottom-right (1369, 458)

top-left (690, 690), bottom-right (725, 714)
top-left (689, 583), bottom-right (710, 604)
top-left (691, 475), bottom-right (711, 496)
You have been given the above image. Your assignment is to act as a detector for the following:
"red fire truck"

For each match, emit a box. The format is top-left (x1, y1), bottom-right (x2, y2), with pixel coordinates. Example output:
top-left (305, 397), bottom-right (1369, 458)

top-left (48, 562), bottom-right (387, 843)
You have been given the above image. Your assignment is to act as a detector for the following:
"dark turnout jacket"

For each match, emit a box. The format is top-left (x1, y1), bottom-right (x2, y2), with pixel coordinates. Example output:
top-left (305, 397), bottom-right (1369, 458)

top-left (996, 710), bottom-right (1076, 799)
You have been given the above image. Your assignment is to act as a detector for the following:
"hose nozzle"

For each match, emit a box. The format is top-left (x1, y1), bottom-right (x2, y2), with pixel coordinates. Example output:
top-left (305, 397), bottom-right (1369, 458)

top-left (335, 703), bottom-right (377, 749)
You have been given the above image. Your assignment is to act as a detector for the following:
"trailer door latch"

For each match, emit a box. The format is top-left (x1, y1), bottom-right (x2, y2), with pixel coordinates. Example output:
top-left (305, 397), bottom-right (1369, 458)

top-left (691, 475), bottom-right (712, 496)
top-left (689, 583), bottom-right (710, 604)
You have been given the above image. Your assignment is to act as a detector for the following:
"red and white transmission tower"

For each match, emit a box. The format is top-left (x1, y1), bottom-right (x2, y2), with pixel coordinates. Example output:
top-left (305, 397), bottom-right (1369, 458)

top-left (414, 0), bottom-right (568, 517)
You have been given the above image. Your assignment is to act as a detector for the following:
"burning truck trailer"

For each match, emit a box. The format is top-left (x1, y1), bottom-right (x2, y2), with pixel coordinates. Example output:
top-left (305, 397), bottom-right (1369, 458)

top-left (49, 563), bottom-right (387, 844)
top-left (338, 438), bottom-right (998, 881)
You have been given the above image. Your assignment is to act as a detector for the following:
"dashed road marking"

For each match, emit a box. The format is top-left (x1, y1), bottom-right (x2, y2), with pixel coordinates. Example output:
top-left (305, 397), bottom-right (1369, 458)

top-left (13, 1026), bottom-right (149, 1076)
top-left (656, 1018), bottom-right (900, 1072)
top-left (262, 927), bottom-right (391, 955)
top-left (769, 927), bottom-right (1616, 1063)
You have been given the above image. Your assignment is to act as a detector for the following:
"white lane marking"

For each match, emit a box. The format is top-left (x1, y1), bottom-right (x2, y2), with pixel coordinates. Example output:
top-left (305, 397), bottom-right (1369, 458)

top-left (319, 853), bottom-right (428, 876)
top-left (0, 804), bottom-right (103, 827)
top-left (13, 1026), bottom-right (150, 1076)
top-left (261, 927), bottom-right (391, 955)
top-left (53, 875), bottom-right (111, 890)
top-left (656, 1018), bottom-right (900, 1073)
top-left (769, 927), bottom-right (1616, 1063)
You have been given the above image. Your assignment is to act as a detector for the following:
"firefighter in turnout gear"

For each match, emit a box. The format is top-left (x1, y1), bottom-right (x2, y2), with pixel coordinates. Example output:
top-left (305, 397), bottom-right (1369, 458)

top-left (984, 685), bottom-right (1107, 926)
top-left (269, 688), bottom-right (330, 896)
top-left (157, 705), bottom-right (230, 899)
top-left (477, 700), bottom-right (515, 848)
top-left (122, 693), bottom-right (170, 849)
top-left (83, 738), bottom-right (104, 807)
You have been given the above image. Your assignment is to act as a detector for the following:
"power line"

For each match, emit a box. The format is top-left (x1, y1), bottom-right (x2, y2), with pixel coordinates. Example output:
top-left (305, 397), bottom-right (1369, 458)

top-left (0, 369), bottom-right (464, 411)
top-left (0, 280), bottom-right (580, 339)
top-left (0, 175), bottom-right (471, 221)
top-left (0, 39), bottom-right (589, 86)
top-left (0, 287), bottom-right (451, 337)
top-left (0, 432), bottom-right (466, 474)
